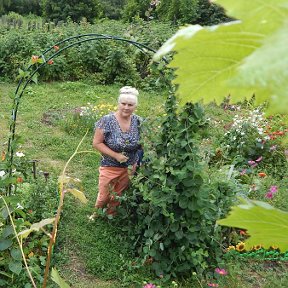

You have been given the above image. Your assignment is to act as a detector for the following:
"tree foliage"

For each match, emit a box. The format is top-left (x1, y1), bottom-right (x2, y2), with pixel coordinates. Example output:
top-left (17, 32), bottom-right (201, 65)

top-left (0, 0), bottom-right (41, 16)
top-left (42, 0), bottom-right (102, 23)
top-left (156, 0), bottom-right (230, 25)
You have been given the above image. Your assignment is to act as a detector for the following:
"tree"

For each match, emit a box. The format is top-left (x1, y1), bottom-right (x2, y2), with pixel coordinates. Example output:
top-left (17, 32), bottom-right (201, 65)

top-left (42, 0), bottom-right (102, 23)
top-left (122, 0), bottom-right (151, 21)
top-left (0, 0), bottom-right (11, 16)
top-left (99, 0), bottom-right (126, 19)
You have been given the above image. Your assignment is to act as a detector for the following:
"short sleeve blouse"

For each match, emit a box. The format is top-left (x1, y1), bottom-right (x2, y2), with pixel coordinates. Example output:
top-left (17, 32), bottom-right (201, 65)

top-left (95, 113), bottom-right (141, 167)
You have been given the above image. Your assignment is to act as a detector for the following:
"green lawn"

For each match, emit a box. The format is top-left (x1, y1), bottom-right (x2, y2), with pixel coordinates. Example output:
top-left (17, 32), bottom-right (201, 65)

top-left (1, 81), bottom-right (288, 288)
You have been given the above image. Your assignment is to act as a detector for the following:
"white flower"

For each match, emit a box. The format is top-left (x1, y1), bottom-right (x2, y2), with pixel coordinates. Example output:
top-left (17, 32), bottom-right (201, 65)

top-left (0, 170), bottom-right (6, 177)
top-left (16, 152), bottom-right (25, 157)
top-left (16, 203), bottom-right (24, 209)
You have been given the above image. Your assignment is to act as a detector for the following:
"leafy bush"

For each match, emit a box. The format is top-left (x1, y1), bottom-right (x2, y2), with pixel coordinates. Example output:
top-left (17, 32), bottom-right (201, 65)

top-left (0, 19), bottom-right (175, 86)
top-left (113, 95), bottom-right (237, 278)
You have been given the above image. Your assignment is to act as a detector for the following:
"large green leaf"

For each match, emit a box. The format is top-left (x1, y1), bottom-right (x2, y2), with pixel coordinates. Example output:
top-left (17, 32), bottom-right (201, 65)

top-left (51, 267), bottom-right (70, 288)
top-left (18, 218), bottom-right (55, 239)
top-left (8, 261), bottom-right (22, 275)
top-left (217, 199), bottom-right (288, 251)
top-left (0, 239), bottom-right (12, 251)
top-left (65, 188), bottom-right (88, 204)
top-left (154, 0), bottom-right (288, 114)
top-left (233, 22), bottom-right (288, 114)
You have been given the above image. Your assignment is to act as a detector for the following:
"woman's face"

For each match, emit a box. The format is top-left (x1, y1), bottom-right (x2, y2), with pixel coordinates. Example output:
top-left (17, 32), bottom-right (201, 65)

top-left (118, 96), bottom-right (137, 117)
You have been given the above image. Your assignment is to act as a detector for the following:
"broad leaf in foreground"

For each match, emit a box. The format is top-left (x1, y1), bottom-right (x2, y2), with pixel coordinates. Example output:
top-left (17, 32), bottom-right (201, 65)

top-left (51, 268), bottom-right (70, 288)
top-left (154, 0), bottom-right (288, 115)
top-left (217, 199), bottom-right (288, 251)
top-left (18, 218), bottom-right (55, 239)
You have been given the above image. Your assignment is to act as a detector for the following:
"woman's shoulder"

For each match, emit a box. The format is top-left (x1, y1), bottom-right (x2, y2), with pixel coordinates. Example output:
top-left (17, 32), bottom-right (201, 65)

top-left (132, 114), bottom-right (143, 122)
top-left (95, 113), bottom-right (115, 129)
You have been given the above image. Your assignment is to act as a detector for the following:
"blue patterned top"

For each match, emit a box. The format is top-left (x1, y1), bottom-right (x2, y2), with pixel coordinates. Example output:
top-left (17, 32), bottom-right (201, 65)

top-left (95, 113), bottom-right (141, 167)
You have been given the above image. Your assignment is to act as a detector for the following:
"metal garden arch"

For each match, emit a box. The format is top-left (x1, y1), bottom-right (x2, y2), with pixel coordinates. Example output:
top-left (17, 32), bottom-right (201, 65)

top-left (6, 33), bottom-right (169, 191)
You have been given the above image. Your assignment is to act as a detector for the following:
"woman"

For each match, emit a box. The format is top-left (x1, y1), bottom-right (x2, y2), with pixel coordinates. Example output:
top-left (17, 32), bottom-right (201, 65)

top-left (92, 86), bottom-right (141, 216)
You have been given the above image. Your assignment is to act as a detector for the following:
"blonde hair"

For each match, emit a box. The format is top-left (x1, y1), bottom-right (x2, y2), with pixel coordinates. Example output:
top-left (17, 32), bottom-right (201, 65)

top-left (118, 86), bottom-right (139, 105)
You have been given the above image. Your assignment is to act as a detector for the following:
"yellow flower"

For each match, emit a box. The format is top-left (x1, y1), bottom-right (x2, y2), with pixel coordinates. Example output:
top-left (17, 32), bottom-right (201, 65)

top-left (270, 245), bottom-right (278, 250)
top-left (252, 244), bottom-right (262, 251)
top-left (236, 242), bottom-right (246, 252)
top-left (226, 245), bottom-right (235, 252)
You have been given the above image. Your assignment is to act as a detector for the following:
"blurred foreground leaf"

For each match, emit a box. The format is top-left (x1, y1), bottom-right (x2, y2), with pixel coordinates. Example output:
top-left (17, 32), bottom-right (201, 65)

top-left (218, 199), bottom-right (288, 251)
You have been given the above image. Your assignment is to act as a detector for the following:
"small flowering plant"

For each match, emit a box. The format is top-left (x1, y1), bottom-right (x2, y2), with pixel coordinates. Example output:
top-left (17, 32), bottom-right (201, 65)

top-left (63, 102), bottom-right (117, 134)
top-left (221, 109), bottom-right (272, 165)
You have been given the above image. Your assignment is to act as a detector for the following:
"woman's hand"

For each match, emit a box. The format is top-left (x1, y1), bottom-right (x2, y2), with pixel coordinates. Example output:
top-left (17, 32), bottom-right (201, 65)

top-left (115, 153), bottom-right (129, 163)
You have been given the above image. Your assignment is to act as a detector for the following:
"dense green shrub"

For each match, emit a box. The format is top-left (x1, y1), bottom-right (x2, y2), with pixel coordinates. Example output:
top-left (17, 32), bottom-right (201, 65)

top-left (41, 0), bottom-right (102, 23)
top-left (0, 19), bottom-right (175, 86)
top-left (113, 95), bottom-right (237, 278)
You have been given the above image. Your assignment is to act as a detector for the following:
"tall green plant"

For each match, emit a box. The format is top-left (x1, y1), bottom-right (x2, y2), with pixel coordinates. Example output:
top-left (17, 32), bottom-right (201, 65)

top-left (115, 95), bottom-right (236, 277)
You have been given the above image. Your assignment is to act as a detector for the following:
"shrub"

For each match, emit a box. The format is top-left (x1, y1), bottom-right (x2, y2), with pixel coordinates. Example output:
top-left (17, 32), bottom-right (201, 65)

top-left (113, 95), bottom-right (237, 278)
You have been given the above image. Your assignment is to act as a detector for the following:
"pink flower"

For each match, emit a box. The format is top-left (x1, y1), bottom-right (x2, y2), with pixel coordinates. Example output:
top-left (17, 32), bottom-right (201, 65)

top-left (265, 191), bottom-right (274, 199)
top-left (269, 186), bottom-right (278, 193)
top-left (143, 284), bottom-right (157, 288)
top-left (240, 169), bottom-right (247, 175)
top-left (208, 283), bottom-right (219, 287)
top-left (269, 145), bottom-right (277, 151)
top-left (248, 160), bottom-right (256, 166)
top-left (255, 156), bottom-right (263, 162)
top-left (215, 268), bottom-right (228, 275)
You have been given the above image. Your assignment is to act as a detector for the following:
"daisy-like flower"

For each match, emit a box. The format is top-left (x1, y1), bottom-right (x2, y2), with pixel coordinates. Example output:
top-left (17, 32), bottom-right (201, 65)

top-left (236, 242), bottom-right (246, 252)
top-left (16, 152), bottom-right (25, 157)
top-left (0, 170), bottom-right (6, 177)
top-left (226, 245), bottom-right (235, 251)
top-left (252, 244), bottom-right (262, 251)
top-left (215, 268), bottom-right (228, 275)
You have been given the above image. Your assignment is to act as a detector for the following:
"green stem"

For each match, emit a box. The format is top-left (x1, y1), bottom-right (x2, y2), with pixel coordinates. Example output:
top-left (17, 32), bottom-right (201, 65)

top-left (0, 196), bottom-right (37, 288)
top-left (42, 130), bottom-right (90, 288)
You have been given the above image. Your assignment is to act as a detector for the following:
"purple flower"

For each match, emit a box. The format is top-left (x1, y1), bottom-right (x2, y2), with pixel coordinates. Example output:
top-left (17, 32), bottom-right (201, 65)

top-left (269, 145), bottom-right (277, 151)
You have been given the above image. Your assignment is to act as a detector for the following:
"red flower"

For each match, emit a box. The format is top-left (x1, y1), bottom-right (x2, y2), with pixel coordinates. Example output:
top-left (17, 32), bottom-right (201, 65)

top-left (239, 230), bottom-right (247, 236)
top-left (258, 172), bottom-right (267, 178)
top-left (53, 45), bottom-right (59, 51)
top-left (47, 59), bottom-right (54, 65)
top-left (17, 177), bottom-right (23, 183)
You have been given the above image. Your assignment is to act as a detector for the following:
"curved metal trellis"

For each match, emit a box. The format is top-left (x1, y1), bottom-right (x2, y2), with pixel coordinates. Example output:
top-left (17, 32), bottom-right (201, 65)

top-left (6, 33), bottom-right (169, 193)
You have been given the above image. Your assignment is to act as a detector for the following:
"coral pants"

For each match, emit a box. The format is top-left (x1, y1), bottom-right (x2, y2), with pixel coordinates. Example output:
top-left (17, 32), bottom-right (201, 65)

top-left (95, 166), bottom-right (131, 214)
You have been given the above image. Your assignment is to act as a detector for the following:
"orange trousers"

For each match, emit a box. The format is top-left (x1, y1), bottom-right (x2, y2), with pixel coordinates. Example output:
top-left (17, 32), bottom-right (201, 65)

top-left (95, 166), bottom-right (131, 214)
